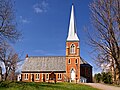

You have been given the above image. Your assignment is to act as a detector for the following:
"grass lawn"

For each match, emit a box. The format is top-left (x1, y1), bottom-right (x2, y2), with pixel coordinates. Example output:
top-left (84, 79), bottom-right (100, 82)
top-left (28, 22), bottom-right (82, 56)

top-left (0, 81), bottom-right (99, 90)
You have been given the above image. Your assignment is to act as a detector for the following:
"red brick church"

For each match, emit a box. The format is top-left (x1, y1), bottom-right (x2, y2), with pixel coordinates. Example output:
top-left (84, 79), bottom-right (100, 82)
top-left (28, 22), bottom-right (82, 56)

top-left (21, 5), bottom-right (92, 83)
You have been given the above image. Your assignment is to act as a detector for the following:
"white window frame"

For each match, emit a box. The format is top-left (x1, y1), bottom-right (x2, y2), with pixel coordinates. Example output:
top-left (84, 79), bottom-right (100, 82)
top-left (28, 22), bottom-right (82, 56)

top-left (70, 44), bottom-right (75, 54)
top-left (58, 74), bottom-right (62, 80)
top-left (68, 59), bottom-right (71, 64)
top-left (36, 73), bottom-right (40, 80)
top-left (46, 73), bottom-right (49, 80)
top-left (75, 59), bottom-right (78, 64)
top-left (25, 73), bottom-right (28, 80)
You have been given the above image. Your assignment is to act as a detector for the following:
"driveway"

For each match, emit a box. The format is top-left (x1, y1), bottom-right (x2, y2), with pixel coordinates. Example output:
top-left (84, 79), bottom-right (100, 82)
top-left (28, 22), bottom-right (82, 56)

top-left (83, 83), bottom-right (120, 90)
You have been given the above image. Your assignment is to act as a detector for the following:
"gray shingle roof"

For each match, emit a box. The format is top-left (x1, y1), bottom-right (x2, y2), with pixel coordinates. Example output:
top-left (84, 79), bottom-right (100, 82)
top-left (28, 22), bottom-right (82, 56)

top-left (22, 56), bottom-right (90, 72)
top-left (22, 56), bottom-right (66, 72)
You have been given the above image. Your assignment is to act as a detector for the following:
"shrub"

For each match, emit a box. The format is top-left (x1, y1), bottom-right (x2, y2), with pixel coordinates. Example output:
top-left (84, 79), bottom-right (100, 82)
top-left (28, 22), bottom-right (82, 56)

top-left (101, 72), bottom-right (112, 84)
top-left (94, 72), bottom-right (112, 84)
top-left (94, 73), bottom-right (101, 83)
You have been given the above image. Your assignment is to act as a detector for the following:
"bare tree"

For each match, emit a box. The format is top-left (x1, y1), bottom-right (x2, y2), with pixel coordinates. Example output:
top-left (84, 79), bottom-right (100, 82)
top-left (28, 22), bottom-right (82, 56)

top-left (0, 0), bottom-right (20, 42)
top-left (8, 53), bottom-right (18, 81)
top-left (0, 0), bottom-right (21, 81)
top-left (0, 41), bottom-right (19, 80)
top-left (89, 0), bottom-right (120, 84)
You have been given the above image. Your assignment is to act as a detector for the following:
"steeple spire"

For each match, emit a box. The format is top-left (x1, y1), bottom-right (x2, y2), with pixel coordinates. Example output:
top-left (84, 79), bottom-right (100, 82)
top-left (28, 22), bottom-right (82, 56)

top-left (67, 4), bottom-right (79, 41)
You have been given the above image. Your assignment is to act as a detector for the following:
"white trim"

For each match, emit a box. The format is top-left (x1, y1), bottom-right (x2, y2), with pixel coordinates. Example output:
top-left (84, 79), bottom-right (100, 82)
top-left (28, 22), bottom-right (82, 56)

top-left (24, 73), bottom-right (28, 80)
top-left (46, 73), bottom-right (49, 80)
top-left (36, 73), bottom-right (40, 80)
top-left (67, 5), bottom-right (79, 41)
top-left (70, 67), bottom-right (76, 72)
top-left (68, 59), bottom-right (71, 64)
top-left (70, 44), bottom-right (76, 54)
top-left (75, 59), bottom-right (78, 64)
top-left (58, 74), bottom-right (62, 80)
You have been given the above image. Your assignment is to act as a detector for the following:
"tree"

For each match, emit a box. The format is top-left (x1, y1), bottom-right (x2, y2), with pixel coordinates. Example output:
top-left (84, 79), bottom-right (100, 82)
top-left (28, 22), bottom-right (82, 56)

top-left (89, 0), bottom-right (120, 84)
top-left (8, 53), bottom-right (18, 81)
top-left (94, 73), bottom-right (101, 83)
top-left (0, 0), bottom-right (21, 81)
top-left (101, 72), bottom-right (112, 84)
top-left (94, 72), bottom-right (112, 84)
top-left (0, 41), bottom-right (19, 80)
top-left (0, 0), bottom-right (20, 42)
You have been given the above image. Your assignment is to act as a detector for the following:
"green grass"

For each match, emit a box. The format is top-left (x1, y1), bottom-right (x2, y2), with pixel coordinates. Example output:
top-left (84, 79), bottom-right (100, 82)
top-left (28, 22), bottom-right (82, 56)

top-left (0, 81), bottom-right (99, 90)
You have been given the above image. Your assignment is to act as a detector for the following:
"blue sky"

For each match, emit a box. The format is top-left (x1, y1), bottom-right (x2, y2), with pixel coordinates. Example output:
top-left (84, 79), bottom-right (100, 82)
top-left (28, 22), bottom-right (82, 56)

top-left (13, 0), bottom-right (100, 74)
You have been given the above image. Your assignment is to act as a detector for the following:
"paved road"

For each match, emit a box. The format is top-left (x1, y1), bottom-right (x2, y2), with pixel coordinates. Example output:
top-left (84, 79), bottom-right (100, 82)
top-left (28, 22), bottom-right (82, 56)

top-left (83, 83), bottom-right (120, 90)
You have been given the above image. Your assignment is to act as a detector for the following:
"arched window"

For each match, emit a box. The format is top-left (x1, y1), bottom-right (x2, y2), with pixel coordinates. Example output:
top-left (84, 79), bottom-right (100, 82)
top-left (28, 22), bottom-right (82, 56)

top-left (75, 59), bottom-right (78, 64)
top-left (68, 59), bottom-right (71, 64)
top-left (70, 44), bottom-right (75, 54)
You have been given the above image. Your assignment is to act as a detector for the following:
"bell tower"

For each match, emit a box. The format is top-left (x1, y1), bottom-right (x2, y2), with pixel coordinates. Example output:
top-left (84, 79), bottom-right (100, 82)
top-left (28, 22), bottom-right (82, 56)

top-left (66, 4), bottom-right (80, 82)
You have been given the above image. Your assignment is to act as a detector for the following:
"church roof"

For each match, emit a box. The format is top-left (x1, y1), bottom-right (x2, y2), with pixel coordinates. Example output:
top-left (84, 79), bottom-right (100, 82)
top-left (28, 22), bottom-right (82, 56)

top-left (22, 56), bottom-right (90, 72)
top-left (67, 4), bottom-right (79, 41)
top-left (22, 56), bottom-right (66, 72)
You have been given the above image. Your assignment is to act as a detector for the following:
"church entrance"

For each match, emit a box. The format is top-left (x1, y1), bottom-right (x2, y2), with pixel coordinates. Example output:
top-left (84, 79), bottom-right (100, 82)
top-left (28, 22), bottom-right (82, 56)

top-left (71, 68), bottom-right (75, 81)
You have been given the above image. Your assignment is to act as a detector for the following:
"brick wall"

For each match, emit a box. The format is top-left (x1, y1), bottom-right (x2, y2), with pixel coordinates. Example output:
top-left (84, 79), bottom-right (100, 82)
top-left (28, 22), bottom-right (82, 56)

top-left (66, 41), bottom-right (80, 82)
top-left (22, 72), bottom-right (65, 82)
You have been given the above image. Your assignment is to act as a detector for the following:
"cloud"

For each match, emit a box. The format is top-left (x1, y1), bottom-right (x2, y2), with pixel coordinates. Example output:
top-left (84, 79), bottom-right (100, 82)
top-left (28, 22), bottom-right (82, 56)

top-left (19, 16), bottom-right (30, 24)
top-left (33, 0), bottom-right (48, 13)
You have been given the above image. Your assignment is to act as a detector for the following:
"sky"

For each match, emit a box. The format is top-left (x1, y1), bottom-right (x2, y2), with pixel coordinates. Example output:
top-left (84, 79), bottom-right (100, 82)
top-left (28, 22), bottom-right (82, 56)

top-left (10, 0), bottom-right (101, 75)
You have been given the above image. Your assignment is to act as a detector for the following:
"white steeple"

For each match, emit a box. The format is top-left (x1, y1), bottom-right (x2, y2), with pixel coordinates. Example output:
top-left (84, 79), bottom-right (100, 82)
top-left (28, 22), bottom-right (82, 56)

top-left (67, 4), bottom-right (79, 41)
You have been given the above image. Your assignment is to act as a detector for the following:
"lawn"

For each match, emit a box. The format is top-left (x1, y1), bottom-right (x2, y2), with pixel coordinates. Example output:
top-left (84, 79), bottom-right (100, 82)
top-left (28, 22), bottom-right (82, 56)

top-left (0, 81), bottom-right (99, 90)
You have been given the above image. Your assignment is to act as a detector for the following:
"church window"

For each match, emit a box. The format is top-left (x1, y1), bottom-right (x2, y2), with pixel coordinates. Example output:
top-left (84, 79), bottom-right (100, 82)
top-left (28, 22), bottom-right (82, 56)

top-left (25, 74), bottom-right (28, 80)
top-left (46, 74), bottom-right (49, 80)
top-left (60, 74), bottom-right (62, 79)
top-left (25, 74), bottom-right (26, 80)
top-left (68, 59), bottom-right (71, 64)
top-left (70, 44), bottom-right (75, 54)
top-left (27, 74), bottom-right (28, 79)
top-left (36, 74), bottom-right (39, 80)
top-left (75, 59), bottom-right (78, 64)
top-left (58, 74), bottom-right (62, 80)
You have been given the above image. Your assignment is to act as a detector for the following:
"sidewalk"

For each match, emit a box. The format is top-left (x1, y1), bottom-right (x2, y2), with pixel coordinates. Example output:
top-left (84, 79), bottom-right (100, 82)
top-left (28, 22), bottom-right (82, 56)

top-left (83, 83), bottom-right (120, 90)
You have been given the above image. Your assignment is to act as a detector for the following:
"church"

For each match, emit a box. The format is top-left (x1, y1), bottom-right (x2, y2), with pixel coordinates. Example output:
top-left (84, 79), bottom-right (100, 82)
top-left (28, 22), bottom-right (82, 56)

top-left (21, 5), bottom-right (92, 83)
